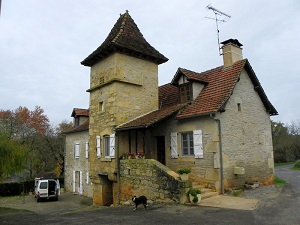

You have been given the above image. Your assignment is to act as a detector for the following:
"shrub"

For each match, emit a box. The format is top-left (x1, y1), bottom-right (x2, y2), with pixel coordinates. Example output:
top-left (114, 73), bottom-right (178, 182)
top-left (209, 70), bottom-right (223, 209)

top-left (186, 188), bottom-right (201, 202)
top-left (294, 160), bottom-right (300, 168)
top-left (178, 168), bottom-right (191, 174)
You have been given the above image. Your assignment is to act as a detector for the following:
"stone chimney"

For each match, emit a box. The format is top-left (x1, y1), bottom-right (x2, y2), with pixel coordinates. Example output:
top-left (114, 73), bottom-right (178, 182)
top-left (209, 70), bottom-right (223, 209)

top-left (221, 39), bottom-right (243, 67)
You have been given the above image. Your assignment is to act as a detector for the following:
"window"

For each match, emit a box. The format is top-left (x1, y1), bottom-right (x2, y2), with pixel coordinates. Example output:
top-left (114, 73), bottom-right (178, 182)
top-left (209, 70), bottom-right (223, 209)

top-left (182, 133), bottom-right (194, 156)
top-left (74, 117), bottom-right (80, 127)
top-left (98, 101), bottom-right (104, 112)
top-left (237, 103), bottom-right (241, 111)
top-left (104, 134), bottom-right (115, 158)
top-left (179, 83), bottom-right (192, 103)
top-left (104, 136), bottom-right (110, 157)
top-left (40, 182), bottom-right (48, 189)
top-left (74, 143), bottom-right (80, 159)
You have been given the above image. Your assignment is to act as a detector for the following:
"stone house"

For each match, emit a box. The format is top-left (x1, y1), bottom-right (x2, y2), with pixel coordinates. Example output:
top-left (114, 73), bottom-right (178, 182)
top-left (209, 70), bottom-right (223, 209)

top-left (64, 11), bottom-right (277, 205)
top-left (64, 108), bottom-right (92, 197)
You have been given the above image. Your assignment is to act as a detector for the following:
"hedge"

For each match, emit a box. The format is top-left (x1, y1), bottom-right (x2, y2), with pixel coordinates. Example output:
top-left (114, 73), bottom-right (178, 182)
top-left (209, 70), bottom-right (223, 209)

top-left (0, 178), bottom-right (64, 197)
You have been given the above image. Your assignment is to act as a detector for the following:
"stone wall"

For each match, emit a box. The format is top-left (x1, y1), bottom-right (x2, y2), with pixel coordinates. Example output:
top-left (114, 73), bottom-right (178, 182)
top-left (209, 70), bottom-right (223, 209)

top-left (119, 159), bottom-right (191, 204)
top-left (88, 53), bottom-right (160, 204)
top-left (64, 130), bottom-right (92, 197)
top-left (219, 68), bottom-right (274, 189)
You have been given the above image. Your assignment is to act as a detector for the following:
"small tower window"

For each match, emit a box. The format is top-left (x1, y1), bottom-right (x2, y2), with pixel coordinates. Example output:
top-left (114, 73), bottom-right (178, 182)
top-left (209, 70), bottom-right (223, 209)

top-left (237, 103), bottom-right (241, 112)
top-left (98, 101), bottom-right (104, 112)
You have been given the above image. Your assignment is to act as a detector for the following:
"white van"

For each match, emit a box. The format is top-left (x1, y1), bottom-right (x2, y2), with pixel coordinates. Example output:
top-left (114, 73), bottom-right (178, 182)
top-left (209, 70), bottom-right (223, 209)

top-left (34, 178), bottom-right (60, 202)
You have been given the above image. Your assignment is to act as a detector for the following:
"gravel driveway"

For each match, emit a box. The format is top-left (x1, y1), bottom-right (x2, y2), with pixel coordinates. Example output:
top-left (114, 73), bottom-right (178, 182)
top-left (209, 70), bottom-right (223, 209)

top-left (0, 192), bottom-right (94, 215)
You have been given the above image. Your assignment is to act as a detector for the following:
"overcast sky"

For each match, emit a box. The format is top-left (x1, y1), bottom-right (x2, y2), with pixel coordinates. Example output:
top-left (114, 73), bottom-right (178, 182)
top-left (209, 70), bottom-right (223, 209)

top-left (1, 0), bottom-right (299, 126)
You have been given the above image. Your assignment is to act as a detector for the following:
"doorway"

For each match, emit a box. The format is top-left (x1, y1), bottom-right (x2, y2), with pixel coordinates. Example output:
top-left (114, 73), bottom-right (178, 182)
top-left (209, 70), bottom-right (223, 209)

top-left (99, 174), bottom-right (113, 206)
top-left (156, 136), bottom-right (166, 165)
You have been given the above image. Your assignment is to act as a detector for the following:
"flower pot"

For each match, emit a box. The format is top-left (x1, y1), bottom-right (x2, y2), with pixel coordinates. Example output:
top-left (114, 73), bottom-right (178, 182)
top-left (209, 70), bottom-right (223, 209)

top-left (189, 194), bottom-right (201, 204)
top-left (180, 173), bottom-right (189, 181)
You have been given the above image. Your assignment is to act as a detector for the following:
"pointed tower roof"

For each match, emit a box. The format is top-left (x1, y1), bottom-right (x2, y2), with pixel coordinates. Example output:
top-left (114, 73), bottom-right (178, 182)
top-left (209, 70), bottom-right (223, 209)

top-left (81, 11), bottom-right (168, 67)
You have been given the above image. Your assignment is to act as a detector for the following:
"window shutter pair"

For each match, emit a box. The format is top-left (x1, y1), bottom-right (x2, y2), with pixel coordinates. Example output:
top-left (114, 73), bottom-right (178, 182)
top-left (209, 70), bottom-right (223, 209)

top-left (170, 130), bottom-right (203, 158)
top-left (96, 134), bottom-right (115, 158)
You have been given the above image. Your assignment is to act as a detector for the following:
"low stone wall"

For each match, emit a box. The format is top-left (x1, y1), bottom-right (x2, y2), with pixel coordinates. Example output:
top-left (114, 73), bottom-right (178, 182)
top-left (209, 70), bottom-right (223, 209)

top-left (119, 159), bottom-right (191, 204)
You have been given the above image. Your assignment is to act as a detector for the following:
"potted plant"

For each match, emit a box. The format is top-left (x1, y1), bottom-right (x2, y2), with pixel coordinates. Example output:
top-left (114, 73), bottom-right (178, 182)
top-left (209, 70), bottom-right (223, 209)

top-left (178, 168), bottom-right (191, 181)
top-left (186, 188), bottom-right (202, 204)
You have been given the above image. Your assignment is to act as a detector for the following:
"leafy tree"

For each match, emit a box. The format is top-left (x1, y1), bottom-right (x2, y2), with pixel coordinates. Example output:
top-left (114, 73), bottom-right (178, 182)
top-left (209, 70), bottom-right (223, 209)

top-left (0, 106), bottom-right (73, 180)
top-left (0, 133), bottom-right (27, 181)
top-left (272, 120), bottom-right (300, 163)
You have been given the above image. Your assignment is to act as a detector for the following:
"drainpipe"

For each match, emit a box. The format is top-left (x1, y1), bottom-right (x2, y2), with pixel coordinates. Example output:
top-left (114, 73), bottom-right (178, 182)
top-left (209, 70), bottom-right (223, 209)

top-left (210, 114), bottom-right (224, 194)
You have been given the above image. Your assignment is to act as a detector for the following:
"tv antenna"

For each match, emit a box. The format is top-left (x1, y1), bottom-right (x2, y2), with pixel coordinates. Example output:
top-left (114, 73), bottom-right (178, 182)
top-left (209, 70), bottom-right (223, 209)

top-left (205, 5), bottom-right (231, 55)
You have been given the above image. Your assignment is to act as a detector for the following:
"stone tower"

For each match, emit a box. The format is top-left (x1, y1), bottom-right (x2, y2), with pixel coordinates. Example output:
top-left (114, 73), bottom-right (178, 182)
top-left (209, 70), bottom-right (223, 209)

top-left (81, 11), bottom-right (168, 205)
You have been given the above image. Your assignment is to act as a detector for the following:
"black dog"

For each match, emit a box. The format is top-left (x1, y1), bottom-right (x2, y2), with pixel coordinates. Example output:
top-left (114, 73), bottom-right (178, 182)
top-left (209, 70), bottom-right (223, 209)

top-left (132, 195), bottom-right (148, 210)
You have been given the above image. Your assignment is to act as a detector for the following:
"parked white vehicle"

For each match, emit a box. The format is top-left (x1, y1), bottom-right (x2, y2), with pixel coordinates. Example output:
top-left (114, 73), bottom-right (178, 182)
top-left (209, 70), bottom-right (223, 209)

top-left (34, 178), bottom-right (60, 202)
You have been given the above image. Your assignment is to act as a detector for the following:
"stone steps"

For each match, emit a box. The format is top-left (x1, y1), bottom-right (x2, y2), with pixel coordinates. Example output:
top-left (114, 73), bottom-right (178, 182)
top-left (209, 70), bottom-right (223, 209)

top-left (192, 183), bottom-right (219, 200)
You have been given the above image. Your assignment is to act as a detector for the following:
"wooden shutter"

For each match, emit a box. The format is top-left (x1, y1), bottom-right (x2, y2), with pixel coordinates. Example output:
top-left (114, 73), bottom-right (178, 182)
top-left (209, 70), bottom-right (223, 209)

top-left (96, 136), bottom-right (101, 158)
top-left (85, 142), bottom-right (89, 159)
top-left (193, 130), bottom-right (203, 158)
top-left (170, 132), bottom-right (178, 158)
top-left (109, 133), bottom-right (115, 158)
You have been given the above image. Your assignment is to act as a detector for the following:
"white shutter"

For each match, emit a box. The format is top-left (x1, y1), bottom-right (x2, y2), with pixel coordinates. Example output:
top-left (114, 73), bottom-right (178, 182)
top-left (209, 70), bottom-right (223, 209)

top-left (109, 133), bottom-right (115, 158)
top-left (79, 171), bottom-right (83, 195)
top-left (72, 170), bottom-right (76, 192)
top-left (96, 136), bottom-right (101, 158)
top-left (86, 172), bottom-right (89, 184)
top-left (193, 130), bottom-right (203, 158)
top-left (85, 142), bottom-right (89, 159)
top-left (170, 132), bottom-right (178, 158)
top-left (74, 143), bottom-right (80, 159)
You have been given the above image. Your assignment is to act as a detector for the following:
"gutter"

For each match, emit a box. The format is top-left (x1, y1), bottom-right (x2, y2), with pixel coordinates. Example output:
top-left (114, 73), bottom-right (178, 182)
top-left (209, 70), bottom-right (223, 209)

top-left (210, 113), bottom-right (224, 195)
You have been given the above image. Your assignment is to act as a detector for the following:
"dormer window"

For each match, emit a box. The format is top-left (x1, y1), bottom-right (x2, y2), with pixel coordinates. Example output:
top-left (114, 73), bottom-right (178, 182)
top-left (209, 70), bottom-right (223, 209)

top-left (74, 117), bottom-right (80, 127)
top-left (179, 83), bottom-right (192, 103)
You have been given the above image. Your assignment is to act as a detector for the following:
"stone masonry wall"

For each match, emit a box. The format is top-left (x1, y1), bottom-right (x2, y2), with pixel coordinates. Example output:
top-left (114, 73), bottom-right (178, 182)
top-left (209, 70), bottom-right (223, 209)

top-left (219, 68), bottom-right (274, 189)
top-left (147, 115), bottom-right (220, 191)
top-left (119, 159), bottom-right (191, 204)
top-left (64, 130), bottom-right (92, 197)
top-left (88, 53), bottom-right (160, 204)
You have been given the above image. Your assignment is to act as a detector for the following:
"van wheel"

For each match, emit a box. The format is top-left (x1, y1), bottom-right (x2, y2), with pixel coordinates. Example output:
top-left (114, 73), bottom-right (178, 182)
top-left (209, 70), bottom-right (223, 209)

top-left (55, 196), bottom-right (58, 201)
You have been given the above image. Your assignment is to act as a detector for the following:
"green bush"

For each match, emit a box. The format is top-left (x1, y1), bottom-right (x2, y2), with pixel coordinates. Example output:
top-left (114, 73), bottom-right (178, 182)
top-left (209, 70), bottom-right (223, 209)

top-left (294, 160), bottom-right (300, 168)
top-left (178, 168), bottom-right (191, 174)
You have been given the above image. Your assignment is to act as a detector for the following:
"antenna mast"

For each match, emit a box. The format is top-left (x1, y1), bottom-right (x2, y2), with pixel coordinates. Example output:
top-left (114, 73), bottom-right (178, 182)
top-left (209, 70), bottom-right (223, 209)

top-left (205, 5), bottom-right (231, 55)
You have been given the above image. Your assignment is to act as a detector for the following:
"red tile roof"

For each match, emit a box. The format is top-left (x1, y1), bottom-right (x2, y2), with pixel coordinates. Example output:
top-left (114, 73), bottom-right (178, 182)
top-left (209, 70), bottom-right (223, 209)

top-left (116, 104), bottom-right (187, 131)
top-left (176, 59), bottom-right (277, 119)
top-left (116, 59), bottom-right (277, 130)
top-left (71, 108), bottom-right (89, 117)
top-left (63, 120), bottom-right (89, 134)
top-left (158, 83), bottom-right (179, 108)
top-left (81, 11), bottom-right (168, 67)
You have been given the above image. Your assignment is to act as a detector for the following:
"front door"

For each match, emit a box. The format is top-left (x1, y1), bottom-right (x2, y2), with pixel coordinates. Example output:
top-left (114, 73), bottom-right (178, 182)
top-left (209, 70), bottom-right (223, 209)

top-left (156, 136), bottom-right (166, 165)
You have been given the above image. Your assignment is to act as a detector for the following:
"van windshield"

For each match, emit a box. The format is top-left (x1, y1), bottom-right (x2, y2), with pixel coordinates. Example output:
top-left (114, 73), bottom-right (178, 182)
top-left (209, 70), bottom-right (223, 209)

top-left (40, 182), bottom-right (48, 189)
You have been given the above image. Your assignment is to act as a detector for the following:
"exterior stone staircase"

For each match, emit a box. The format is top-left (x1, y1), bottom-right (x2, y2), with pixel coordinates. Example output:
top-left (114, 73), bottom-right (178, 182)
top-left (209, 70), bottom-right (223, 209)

top-left (192, 182), bottom-right (219, 200)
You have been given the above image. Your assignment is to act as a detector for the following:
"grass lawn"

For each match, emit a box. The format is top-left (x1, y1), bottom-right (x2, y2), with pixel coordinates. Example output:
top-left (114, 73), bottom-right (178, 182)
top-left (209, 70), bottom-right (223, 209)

top-left (274, 176), bottom-right (287, 186)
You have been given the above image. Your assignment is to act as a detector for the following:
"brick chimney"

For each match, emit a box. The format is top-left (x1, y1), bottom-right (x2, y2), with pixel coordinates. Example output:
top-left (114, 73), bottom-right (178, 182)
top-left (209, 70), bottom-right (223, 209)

top-left (221, 39), bottom-right (243, 67)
